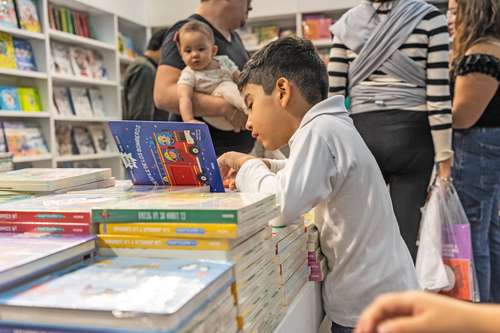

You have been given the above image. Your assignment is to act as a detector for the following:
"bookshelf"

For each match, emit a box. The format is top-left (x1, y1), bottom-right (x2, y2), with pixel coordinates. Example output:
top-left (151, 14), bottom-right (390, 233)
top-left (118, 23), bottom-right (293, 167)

top-left (0, 0), bottom-right (151, 179)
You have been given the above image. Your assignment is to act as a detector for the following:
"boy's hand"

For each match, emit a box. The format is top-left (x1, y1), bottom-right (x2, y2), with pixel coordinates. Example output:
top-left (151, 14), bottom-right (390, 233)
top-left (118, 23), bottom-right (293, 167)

top-left (218, 152), bottom-right (256, 189)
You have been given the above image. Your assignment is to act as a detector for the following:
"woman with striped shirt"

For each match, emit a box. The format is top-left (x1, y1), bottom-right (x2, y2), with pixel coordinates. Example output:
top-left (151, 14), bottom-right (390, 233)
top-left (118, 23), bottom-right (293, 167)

top-left (328, 0), bottom-right (453, 261)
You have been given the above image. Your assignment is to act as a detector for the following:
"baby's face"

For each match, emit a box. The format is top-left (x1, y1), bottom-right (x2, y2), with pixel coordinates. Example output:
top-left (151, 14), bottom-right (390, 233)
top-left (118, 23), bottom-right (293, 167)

top-left (179, 31), bottom-right (217, 71)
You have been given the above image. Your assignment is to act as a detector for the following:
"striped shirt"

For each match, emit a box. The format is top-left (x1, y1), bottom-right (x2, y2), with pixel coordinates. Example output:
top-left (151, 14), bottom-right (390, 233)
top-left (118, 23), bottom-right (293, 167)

top-left (328, 3), bottom-right (453, 162)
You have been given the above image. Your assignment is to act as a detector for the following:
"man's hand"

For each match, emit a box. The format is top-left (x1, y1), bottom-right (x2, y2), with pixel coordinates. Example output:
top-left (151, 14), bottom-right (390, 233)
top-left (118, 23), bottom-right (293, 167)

top-left (218, 152), bottom-right (255, 189)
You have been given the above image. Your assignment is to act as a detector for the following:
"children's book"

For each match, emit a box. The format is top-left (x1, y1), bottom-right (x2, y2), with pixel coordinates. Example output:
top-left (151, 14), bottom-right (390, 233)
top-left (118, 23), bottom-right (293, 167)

top-left (0, 221), bottom-right (92, 235)
top-left (0, 0), bottom-right (18, 29)
top-left (55, 123), bottom-right (73, 155)
top-left (0, 234), bottom-right (95, 291)
top-left (0, 86), bottom-right (20, 111)
top-left (3, 121), bottom-right (48, 157)
top-left (108, 121), bottom-right (225, 192)
top-left (51, 42), bottom-right (73, 75)
top-left (13, 38), bottom-right (37, 71)
top-left (69, 46), bottom-right (91, 77)
top-left (72, 126), bottom-right (96, 155)
top-left (52, 86), bottom-right (74, 115)
top-left (0, 32), bottom-right (16, 69)
top-left (14, 0), bottom-right (41, 33)
top-left (68, 87), bottom-right (93, 117)
top-left (0, 126), bottom-right (7, 153)
top-left (88, 124), bottom-right (111, 153)
top-left (17, 87), bottom-right (42, 112)
top-left (0, 168), bottom-right (112, 192)
top-left (88, 50), bottom-right (107, 79)
top-left (88, 88), bottom-right (105, 116)
top-left (0, 257), bottom-right (233, 333)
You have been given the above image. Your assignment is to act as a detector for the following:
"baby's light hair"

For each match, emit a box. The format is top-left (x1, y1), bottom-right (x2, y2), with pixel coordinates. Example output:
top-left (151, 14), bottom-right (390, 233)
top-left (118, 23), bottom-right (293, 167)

top-left (176, 20), bottom-right (215, 46)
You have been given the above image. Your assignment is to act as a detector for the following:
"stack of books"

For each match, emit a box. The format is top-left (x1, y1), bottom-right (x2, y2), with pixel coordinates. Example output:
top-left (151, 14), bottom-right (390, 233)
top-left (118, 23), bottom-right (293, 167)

top-left (0, 153), bottom-right (13, 173)
top-left (48, 4), bottom-right (91, 38)
top-left (0, 256), bottom-right (237, 333)
top-left (306, 223), bottom-right (327, 282)
top-left (0, 121), bottom-right (48, 157)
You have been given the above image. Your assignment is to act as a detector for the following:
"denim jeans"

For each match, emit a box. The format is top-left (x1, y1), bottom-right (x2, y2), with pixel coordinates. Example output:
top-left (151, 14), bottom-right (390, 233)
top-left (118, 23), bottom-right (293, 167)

top-left (453, 127), bottom-right (500, 302)
top-left (331, 322), bottom-right (354, 333)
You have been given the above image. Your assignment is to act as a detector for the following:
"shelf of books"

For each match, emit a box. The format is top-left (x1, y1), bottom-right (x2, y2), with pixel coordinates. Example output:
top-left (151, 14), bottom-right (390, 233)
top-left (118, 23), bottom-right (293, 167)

top-left (0, 0), bottom-right (151, 178)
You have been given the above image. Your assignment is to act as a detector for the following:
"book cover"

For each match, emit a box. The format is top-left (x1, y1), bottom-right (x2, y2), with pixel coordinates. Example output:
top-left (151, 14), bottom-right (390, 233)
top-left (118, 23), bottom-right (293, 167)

top-left (69, 46), bottom-right (91, 78)
top-left (88, 124), bottom-right (111, 154)
top-left (0, 86), bottom-right (21, 111)
top-left (108, 121), bottom-right (224, 192)
top-left (88, 50), bottom-right (107, 79)
top-left (0, 221), bottom-right (92, 235)
top-left (15, 0), bottom-right (41, 33)
top-left (0, 169), bottom-right (115, 193)
top-left (68, 87), bottom-right (93, 117)
top-left (99, 222), bottom-right (239, 239)
top-left (55, 123), bottom-right (73, 155)
top-left (52, 86), bottom-right (74, 116)
top-left (91, 192), bottom-right (275, 223)
top-left (0, 125), bottom-right (7, 153)
top-left (17, 87), bottom-right (42, 112)
top-left (0, 257), bottom-right (233, 332)
top-left (3, 121), bottom-right (48, 156)
top-left (51, 42), bottom-right (73, 75)
top-left (0, 0), bottom-right (18, 29)
top-left (13, 38), bottom-right (37, 71)
top-left (0, 32), bottom-right (16, 69)
top-left (72, 126), bottom-right (96, 155)
top-left (87, 88), bottom-right (104, 116)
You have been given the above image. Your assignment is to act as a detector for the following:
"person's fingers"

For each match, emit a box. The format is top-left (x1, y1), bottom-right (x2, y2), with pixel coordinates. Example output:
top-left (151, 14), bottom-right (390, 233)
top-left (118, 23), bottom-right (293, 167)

top-left (377, 316), bottom-right (427, 333)
top-left (217, 156), bottom-right (233, 178)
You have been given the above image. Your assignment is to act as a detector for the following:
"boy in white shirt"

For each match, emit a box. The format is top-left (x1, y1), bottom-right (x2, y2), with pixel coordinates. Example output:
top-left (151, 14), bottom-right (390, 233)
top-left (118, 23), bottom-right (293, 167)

top-left (218, 37), bottom-right (419, 332)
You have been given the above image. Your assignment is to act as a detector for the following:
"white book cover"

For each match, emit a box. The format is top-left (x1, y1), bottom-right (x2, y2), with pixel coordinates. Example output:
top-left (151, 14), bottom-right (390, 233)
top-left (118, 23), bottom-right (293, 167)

top-left (72, 126), bottom-right (96, 155)
top-left (87, 124), bottom-right (111, 153)
top-left (88, 88), bottom-right (105, 117)
top-left (53, 87), bottom-right (74, 116)
top-left (68, 87), bottom-right (93, 117)
top-left (69, 46), bottom-right (92, 78)
top-left (51, 43), bottom-right (73, 76)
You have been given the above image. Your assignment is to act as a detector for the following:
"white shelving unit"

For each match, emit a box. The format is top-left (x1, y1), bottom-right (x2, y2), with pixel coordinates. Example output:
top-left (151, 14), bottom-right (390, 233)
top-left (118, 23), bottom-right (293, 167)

top-left (0, 0), bottom-right (151, 178)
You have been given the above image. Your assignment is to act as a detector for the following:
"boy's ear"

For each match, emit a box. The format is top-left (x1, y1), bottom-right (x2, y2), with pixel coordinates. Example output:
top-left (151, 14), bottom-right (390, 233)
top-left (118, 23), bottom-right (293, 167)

top-left (275, 77), bottom-right (291, 109)
top-left (212, 44), bottom-right (219, 56)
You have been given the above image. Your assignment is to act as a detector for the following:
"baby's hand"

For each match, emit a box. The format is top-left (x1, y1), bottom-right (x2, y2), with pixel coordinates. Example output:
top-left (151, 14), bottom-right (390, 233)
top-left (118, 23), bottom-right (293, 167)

top-left (186, 119), bottom-right (204, 124)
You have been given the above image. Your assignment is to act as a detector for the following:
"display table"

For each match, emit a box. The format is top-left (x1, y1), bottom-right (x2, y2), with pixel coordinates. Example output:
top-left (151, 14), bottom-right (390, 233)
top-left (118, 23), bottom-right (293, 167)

top-left (274, 282), bottom-right (324, 333)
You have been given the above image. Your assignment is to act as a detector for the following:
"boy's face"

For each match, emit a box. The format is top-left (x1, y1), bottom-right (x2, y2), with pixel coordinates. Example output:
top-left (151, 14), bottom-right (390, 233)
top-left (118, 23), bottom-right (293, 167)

top-left (242, 83), bottom-right (297, 151)
top-left (179, 31), bottom-right (217, 70)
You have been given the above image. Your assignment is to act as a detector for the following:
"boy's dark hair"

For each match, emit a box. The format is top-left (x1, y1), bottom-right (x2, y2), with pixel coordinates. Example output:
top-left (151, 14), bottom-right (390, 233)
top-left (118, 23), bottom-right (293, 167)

top-left (147, 28), bottom-right (169, 51)
top-left (238, 37), bottom-right (328, 106)
top-left (176, 20), bottom-right (215, 46)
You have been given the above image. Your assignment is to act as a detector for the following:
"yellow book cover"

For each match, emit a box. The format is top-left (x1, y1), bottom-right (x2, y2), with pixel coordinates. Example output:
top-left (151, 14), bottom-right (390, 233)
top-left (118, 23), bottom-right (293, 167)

top-left (99, 222), bottom-right (238, 239)
top-left (17, 87), bottom-right (42, 112)
top-left (0, 32), bottom-right (16, 69)
top-left (98, 234), bottom-right (234, 251)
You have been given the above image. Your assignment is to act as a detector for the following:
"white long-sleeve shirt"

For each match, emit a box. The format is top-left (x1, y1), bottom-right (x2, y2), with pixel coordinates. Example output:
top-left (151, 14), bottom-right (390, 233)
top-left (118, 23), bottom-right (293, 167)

top-left (236, 96), bottom-right (419, 327)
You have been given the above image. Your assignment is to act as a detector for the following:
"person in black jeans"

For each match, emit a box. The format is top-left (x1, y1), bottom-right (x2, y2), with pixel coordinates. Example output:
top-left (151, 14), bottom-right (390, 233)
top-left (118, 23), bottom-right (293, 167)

top-left (123, 28), bottom-right (169, 121)
top-left (154, 0), bottom-right (255, 156)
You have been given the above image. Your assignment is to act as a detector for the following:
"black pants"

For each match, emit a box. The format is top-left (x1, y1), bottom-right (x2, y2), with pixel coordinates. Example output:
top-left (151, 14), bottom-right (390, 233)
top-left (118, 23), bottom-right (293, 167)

top-left (352, 110), bottom-right (434, 261)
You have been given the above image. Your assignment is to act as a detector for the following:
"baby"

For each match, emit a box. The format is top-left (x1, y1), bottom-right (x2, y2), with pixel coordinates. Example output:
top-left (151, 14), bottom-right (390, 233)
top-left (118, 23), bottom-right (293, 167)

top-left (176, 20), bottom-right (246, 130)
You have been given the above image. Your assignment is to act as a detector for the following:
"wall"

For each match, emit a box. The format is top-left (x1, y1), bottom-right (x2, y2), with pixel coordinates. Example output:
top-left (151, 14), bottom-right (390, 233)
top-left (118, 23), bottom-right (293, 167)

top-left (75, 0), bottom-right (149, 25)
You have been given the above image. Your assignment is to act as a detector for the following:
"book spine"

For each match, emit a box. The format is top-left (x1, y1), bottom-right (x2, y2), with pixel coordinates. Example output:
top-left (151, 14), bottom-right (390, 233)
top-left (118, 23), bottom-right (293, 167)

top-left (55, 7), bottom-right (62, 31)
top-left (99, 222), bottom-right (238, 239)
top-left (92, 209), bottom-right (239, 224)
top-left (48, 5), bottom-right (56, 30)
top-left (0, 210), bottom-right (91, 223)
top-left (0, 222), bottom-right (91, 234)
top-left (98, 235), bottom-right (231, 251)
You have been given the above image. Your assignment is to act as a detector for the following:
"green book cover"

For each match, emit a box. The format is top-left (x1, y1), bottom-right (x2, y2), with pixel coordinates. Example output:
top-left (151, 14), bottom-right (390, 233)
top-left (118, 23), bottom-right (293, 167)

top-left (60, 8), bottom-right (68, 33)
top-left (17, 87), bottom-right (42, 112)
top-left (67, 9), bottom-right (75, 34)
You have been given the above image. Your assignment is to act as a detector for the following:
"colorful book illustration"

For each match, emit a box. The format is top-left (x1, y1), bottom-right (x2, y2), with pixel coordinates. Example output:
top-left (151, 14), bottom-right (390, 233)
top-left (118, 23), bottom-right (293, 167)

top-left (17, 87), bottom-right (42, 112)
top-left (0, 233), bottom-right (95, 291)
top-left (0, 221), bottom-right (92, 235)
top-left (2, 121), bottom-right (48, 157)
top-left (0, 32), bottom-right (16, 69)
top-left (0, 168), bottom-right (112, 192)
top-left (51, 42), bottom-right (73, 75)
top-left (69, 46), bottom-right (91, 77)
top-left (0, 0), bottom-right (18, 30)
top-left (108, 121), bottom-right (224, 192)
top-left (55, 123), bottom-right (73, 155)
top-left (13, 38), bottom-right (37, 71)
top-left (52, 86), bottom-right (74, 116)
top-left (0, 86), bottom-right (20, 111)
top-left (0, 257), bottom-right (233, 333)
top-left (15, 0), bottom-right (42, 33)
top-left (92, 192), bottom-right (275, 223)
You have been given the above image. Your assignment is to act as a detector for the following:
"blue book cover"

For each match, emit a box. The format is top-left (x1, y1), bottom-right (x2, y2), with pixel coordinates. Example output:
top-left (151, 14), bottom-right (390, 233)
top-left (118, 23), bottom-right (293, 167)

top-left (0, 257), bottom-right (233, 332)
top-left (108, 121), bottom-right (224, 192)
top-left (0, 87), bottom-right (20, 111)
top-left (13, 38), bottom-right (37, 72)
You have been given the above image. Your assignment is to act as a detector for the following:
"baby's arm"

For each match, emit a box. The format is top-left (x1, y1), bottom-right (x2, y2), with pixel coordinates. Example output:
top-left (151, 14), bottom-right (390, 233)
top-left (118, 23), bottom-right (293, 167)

top-left (177, 84), bottom-right (197, 123)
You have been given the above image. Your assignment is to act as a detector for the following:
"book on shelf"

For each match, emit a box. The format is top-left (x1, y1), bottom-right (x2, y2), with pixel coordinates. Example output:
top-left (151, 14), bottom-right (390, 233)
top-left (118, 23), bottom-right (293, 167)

top-left (0, 86), bottom-right (21, 111)
top-left (68, 87), bottom-right (93, 117)
top-left (15, 0), bottom-right (42, 33)
top-left (0, 0), bottom-right (18, 30)
top-left (17, 87), bottom-right (42, 112)
top-left (108, 121), bottom-right (225, 192)
top-left (69, 46), bottom-right (91, 78)
top-left (49, 5), bottom-right (91, 38)
top-left (2, 120), bottom-right (48, 157)
top-left (0, 257), bottom-right (234, 333)
top-left (0, 32), bottom-right (16, 69)
top-left (13, 37), bottom-right (37, 71)
top-left (118, 33), bottom-right (137, 59)
top-left (88, 124), bottom-right (111, 153)
top-left (53, 86), bottom-right (74, 116)
top-left (89, 50), bottom-right (107, 79)
top-left (55, 123), bottom-right (73, 155)
top-left (302, 16), bottom-right (333, 41)
top-left (51, 42), bottom-right (73, 75)
top-left (87, 88), bottom-right (105, 116)
top-left (0, 233), bottom-right (95, 292)
top-left (72, 125), bottom-right (96, 155)
top-left (0, 168), bottom-right (112, 192)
